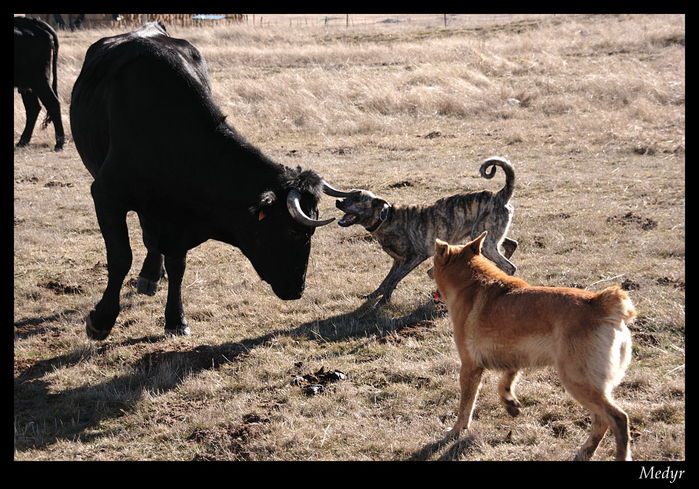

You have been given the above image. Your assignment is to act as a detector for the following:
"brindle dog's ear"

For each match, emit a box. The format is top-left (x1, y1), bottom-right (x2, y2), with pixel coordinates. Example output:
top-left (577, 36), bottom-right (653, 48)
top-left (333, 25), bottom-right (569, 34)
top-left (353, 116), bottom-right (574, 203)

top-left (373, 198), bottom-right (389, 212)
top-left (468, 231), bottom-right (488, 255)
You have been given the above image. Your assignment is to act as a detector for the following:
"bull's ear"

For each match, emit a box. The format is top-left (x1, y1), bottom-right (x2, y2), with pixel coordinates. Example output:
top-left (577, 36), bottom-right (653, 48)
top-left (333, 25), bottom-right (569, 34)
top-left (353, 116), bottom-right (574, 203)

top-left (468, 231), bottom-right (487, 255)
top-left (251, 190), bottom-right (277, 221)
top-left (259, 190), bottom-right (277, 206)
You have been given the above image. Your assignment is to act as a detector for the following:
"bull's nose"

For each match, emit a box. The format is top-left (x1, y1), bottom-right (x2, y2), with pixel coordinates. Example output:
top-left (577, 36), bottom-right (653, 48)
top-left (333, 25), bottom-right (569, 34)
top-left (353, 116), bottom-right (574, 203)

top-left (276, 288), bottom-right (303, 300)
top-left (271, 281), bottom-right (304, 300)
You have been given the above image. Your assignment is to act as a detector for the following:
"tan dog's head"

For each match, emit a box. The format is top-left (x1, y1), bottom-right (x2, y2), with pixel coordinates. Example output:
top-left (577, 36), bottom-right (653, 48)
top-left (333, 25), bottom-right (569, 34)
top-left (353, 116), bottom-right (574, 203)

top-left (433, 232), bottom-right (488, 296)
top-left (335, 190), bottom-right (390, 229)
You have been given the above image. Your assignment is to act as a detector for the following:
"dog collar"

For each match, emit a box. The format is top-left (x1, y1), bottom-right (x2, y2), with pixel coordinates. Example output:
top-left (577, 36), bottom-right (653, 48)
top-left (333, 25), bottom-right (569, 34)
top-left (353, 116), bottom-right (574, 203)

top-left (366, 203), bottom-right (392, 233)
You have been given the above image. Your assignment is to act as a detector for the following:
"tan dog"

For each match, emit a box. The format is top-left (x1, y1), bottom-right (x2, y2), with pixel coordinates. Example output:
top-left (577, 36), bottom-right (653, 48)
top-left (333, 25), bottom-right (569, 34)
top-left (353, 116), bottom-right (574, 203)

top-left (432, 232), bottom-right (635, 461)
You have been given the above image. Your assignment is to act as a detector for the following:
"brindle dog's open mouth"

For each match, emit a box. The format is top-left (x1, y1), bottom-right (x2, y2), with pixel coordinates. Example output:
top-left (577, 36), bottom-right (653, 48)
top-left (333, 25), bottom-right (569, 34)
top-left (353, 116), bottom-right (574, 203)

top-left (336, 199), bottom-right (358, 227)
top-left (338, 213), bottom-right (358, 227)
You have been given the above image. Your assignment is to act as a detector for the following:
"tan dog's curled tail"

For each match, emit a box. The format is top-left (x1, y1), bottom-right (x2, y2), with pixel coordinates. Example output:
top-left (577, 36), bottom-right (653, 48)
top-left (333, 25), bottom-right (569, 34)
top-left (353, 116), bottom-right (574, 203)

top-left (480, 157), bottom-right (515, 204)
top-left (594, 285), bottom-right (637, 326)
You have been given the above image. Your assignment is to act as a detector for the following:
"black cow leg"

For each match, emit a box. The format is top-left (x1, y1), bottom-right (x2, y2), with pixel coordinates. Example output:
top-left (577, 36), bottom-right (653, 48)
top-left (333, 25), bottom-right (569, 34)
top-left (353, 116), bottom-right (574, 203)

top-left (136, 251), bottom-right (165, 296)
top-left (33, 81), bottom-right (65, 151)
top-left (87, 182), bottom-right (132, 340)
top-left (17, 90), bottom-right (41, 148)
top-left (136, 214), bottom-right (165, 296)
top-left (163, 252), bottom-right (190, 336)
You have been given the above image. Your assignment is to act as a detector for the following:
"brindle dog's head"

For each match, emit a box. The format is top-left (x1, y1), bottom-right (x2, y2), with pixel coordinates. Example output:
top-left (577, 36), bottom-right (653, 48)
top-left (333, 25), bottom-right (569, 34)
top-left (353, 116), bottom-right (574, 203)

top-left (335, 190), bottom-right (390, 229)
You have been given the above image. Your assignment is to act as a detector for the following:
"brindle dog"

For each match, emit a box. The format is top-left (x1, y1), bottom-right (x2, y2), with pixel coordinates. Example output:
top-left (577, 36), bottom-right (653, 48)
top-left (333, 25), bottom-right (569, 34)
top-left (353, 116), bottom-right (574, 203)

top-left (335, 157), bottom-right (517, 305)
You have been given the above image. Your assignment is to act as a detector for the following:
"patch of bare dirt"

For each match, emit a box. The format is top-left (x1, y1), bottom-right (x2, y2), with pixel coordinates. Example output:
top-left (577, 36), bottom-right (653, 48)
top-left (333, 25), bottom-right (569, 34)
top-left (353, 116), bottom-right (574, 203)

top-left (606, 211), bottom-right (658, 230)
top-left (37, 280), bottom-right (84, 295)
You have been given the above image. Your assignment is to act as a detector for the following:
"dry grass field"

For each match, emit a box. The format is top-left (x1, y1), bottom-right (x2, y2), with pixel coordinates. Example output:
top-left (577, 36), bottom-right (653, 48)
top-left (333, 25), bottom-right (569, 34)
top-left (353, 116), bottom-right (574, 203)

top-left (13, 14), bottom-right (684, 462)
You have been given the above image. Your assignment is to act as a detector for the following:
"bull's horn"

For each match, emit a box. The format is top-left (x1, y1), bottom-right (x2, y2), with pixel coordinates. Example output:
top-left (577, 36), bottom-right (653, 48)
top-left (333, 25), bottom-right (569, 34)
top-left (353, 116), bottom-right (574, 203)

top-left (322, 181), bottom-right (360, 198)
top-left (287, 190), bottom-right (335, 227)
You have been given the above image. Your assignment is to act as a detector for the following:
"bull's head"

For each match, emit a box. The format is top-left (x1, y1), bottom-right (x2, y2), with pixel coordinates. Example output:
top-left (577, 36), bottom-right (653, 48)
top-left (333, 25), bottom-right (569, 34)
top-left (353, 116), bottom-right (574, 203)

top-left (242, 167), bottom-right (355, 300)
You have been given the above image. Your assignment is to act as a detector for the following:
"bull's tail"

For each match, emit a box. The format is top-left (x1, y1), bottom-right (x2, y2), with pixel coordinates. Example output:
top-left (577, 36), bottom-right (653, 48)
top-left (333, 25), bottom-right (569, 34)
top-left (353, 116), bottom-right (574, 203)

top-left (50, 25), bottom-right (59, 96)
top-left (40, 21), bottom-right (60, 129)
top-left (479, 157), bottom-right (515, 204)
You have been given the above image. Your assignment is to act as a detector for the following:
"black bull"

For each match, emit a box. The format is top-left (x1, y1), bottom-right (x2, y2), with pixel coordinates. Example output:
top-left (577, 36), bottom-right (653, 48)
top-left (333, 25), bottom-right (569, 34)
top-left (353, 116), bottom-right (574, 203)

top-left (70, 22), bottom-right (354, 340)
top-left (14, 16), bottom-right (65, 151)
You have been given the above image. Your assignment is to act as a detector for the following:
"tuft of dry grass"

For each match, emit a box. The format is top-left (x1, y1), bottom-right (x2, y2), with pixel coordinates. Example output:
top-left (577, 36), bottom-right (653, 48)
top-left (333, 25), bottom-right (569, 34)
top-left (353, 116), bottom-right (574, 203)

top-left (14, 14), bottom-right (683, 461)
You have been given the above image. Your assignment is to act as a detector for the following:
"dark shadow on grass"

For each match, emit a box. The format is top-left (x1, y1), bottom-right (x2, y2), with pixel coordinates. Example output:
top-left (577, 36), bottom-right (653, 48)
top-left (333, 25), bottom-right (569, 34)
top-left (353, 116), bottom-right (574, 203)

top-left (408, 432), bottom-right (479, 461)
top-left (14, 298), bottom-right (446, 452)
top-left (292, 298), bottom-right (446, 342)
top-left (14, 289), bottom-right (143, 341)
top-left (14, 309), bottom-right (83, 340)
top-left (14, 332), bottom-right (277, 451)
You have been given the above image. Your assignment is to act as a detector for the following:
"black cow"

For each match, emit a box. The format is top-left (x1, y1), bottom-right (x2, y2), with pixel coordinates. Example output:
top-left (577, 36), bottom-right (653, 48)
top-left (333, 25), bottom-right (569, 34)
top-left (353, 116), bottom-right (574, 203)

top-left (14, 16), bottom-right (65, 151)
top-left (70, 22), bottom-right (353, 340)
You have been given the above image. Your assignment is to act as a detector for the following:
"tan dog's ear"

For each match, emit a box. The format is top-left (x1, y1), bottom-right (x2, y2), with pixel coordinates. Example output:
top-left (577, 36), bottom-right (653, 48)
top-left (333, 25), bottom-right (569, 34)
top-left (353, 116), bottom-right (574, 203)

top-left (468, 231), bottom-right (488, 255)
top-left (434, 238), bottom-right (449, 264)
top-left (434, 239), bottom-right (450, 262)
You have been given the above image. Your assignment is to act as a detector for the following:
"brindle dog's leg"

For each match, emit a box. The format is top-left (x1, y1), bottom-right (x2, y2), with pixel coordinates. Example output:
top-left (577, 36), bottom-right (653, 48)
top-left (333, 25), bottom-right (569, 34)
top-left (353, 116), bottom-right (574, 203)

top-left (471, 214), bottom-right (517, 275)
top-left (363, 260), bottom-right (401, 300)
top-left (501, 237), bottom-right (517, 259)
top-left (374, 255), bottom-right (427, 305)
top-left (483, 237), bottom-right (516, 275)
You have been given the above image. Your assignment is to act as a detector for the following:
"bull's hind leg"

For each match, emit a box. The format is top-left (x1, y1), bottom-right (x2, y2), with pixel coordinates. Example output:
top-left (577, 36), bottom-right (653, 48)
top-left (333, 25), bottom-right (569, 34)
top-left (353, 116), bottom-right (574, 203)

top-left (33, 80), bottom-right (65, 151)
top-left (163, 252), bottom-right (190, 336)
top-left (86, 181), bottom-right (132, 340)
top-left (135, 213), bottom-right (165, 296)
top-left (498, 369), bottom-right (522, 417)
top-left (17, 90), bottom-right (41, 148)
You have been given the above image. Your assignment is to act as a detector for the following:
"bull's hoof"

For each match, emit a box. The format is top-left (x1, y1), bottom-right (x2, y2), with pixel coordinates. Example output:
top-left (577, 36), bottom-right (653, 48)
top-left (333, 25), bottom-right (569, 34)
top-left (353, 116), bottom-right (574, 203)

top-left (15, 140), bottom-right (29, 148)
top-left (54, 136), bottom-right (66, 152)
top-left (85, 311), bottom-right (112, 341)
top-left (164, 325), bottom-right (191, 337)
top-left (136, 276), bottom-right (159, 296)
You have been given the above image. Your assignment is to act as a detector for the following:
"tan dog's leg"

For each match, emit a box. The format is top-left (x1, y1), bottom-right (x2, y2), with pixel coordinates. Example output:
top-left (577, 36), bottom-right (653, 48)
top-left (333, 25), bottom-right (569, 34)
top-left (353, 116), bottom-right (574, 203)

top-left (448, 362), bottom-right (484, 438)
top-left (559, 375), bottom-right (632, 461)
top-left (573, 414), bottom-right (608, 461)
top-left (602, 400), bottom-right (631, 461)
top-left (498, 369), bottom-right (522, 417)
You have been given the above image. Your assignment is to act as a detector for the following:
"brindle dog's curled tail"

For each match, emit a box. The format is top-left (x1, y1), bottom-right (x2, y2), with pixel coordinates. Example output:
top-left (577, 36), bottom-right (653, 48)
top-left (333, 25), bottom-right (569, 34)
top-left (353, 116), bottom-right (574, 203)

top-left (479, 157), bottom-right (515, 204)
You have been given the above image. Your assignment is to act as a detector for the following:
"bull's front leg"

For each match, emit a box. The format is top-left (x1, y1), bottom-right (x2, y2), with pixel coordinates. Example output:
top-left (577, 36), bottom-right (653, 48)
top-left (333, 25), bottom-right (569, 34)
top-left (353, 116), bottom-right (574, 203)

top-left (86, 181), bottom-right (132, 340)
top-left (163, 252), bottom-right (190, 336)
